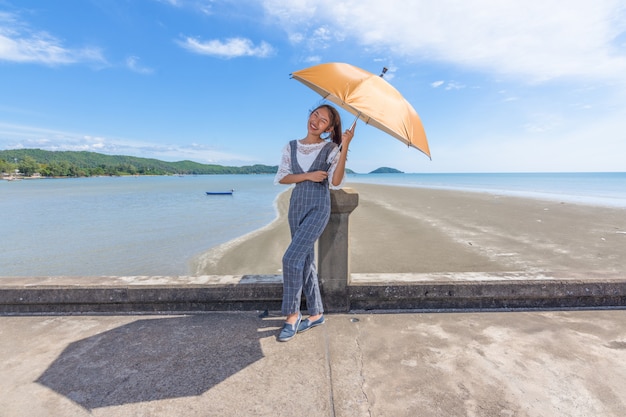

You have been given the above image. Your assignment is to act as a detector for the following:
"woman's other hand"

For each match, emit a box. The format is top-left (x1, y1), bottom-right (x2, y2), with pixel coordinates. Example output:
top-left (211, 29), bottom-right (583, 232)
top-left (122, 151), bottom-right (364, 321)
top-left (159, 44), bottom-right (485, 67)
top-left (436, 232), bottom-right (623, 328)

top-left (308, 170), bottom-right (329, 183)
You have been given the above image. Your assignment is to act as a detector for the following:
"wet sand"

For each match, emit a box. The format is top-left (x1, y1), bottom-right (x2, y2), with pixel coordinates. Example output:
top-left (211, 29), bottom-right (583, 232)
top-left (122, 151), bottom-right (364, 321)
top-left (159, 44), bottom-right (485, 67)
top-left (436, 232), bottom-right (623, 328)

top-left (191, 183), bottom-right (626, 276)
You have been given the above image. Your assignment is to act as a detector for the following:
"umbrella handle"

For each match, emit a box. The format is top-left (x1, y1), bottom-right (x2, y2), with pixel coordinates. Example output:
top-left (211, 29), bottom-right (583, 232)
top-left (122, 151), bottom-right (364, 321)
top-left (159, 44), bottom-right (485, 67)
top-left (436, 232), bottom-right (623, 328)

top-left (348, 114), bottom-right (359, 132)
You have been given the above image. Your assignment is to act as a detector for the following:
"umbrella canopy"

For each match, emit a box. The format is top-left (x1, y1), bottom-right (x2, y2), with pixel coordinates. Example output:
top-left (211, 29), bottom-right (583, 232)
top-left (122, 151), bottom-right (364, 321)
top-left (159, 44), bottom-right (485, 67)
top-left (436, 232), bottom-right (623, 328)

top-left (291, 62), bottom-right (430, 159)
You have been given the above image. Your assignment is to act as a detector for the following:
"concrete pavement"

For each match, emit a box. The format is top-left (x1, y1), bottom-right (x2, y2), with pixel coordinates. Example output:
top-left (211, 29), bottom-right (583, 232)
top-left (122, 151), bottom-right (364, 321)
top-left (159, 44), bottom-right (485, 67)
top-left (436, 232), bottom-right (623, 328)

top-left (1, 309), bottom-right (626, 417)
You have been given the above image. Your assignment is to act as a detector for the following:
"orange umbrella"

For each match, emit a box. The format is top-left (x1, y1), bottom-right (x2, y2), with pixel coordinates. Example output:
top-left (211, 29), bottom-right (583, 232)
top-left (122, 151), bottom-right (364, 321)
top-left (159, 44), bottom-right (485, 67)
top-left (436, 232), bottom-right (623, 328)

top-left (291, 62), bottom-right (430, 160)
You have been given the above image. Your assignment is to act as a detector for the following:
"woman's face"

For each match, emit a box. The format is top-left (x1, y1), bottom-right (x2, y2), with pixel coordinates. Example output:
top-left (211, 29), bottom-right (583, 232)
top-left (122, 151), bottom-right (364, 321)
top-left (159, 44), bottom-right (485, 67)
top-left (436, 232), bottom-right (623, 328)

top-left (308, 107), bottom-right (332, 136)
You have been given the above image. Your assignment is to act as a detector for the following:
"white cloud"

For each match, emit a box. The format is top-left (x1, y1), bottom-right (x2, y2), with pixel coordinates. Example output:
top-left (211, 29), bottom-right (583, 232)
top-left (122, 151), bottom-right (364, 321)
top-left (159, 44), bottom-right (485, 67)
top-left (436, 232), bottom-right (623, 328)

top-left (522, 113), bottom-right (564, 134)
top-left (381, 107), bottom-right (626, 173)
top-left (304, 55), bottom-right (322, 63)
top-left (126, 56), bottom-right (154, 74)
top-left (155, 0), bottom-right (181, 6)
top-left (156, 0), bottom-right (219, 16)
top-left (445, 81), bottom-right (465, 91)
top-left (0, 122), bottom-right (254, 164)
top-left (429, 80), bottom-right (465, 90)
top-left (261, 0), bottom-right (626, 83)
top-left (0, 12), bottom-right (106, 66)
top-left (178, 36), bottom-right (275, 58)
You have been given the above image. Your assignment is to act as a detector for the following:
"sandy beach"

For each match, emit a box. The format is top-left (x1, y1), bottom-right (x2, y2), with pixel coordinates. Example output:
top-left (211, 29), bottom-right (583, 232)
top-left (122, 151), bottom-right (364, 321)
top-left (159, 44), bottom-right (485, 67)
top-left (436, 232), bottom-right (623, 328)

top-left (192, 183), bottom-right (626, 276)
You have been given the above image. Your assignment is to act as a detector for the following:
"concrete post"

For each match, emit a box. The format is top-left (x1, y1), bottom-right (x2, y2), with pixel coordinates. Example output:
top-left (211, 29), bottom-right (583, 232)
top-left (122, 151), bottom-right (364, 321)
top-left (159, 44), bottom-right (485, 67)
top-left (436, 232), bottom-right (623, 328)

top-left (318, 188), bottom-right (359, 312)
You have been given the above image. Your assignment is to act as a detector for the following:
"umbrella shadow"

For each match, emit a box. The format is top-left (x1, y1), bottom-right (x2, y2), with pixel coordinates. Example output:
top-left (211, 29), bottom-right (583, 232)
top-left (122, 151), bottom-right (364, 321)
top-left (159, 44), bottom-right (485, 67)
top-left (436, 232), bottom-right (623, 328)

top-left (36, 314), bottom-right (278, 410)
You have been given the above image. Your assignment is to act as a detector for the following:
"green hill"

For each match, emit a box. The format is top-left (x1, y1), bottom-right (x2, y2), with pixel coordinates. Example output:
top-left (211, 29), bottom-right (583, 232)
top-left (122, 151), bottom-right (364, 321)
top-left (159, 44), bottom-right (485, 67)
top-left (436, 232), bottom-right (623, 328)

top-left (0, 149), bottom-right (278, 177)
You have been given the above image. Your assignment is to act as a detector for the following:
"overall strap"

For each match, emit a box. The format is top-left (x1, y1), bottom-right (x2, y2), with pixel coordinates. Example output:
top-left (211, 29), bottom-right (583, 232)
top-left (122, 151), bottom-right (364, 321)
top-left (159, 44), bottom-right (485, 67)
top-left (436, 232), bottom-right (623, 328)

top-left (288, 140), bottom-right (303, 174)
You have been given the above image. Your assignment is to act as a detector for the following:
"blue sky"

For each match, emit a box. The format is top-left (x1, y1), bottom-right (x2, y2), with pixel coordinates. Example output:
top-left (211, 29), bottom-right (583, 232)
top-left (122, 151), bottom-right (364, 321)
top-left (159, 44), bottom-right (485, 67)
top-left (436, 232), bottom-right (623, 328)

top-left (1, 0), bottom-right (625, 173)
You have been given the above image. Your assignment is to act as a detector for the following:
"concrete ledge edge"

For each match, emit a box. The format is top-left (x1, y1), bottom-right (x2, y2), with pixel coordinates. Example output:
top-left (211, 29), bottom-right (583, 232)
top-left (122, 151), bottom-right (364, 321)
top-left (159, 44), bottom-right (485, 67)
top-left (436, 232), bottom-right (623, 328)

top-left (1, 272), bottom-right (625, 314)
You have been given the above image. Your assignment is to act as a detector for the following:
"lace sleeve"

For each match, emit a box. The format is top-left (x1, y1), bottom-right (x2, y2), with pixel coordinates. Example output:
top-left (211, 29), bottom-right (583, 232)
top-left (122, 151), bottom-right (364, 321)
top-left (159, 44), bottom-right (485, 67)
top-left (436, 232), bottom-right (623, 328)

top-left (327, 145), bottom-right (345, 190)
top-left (273, 143), bottom-right (292, 185)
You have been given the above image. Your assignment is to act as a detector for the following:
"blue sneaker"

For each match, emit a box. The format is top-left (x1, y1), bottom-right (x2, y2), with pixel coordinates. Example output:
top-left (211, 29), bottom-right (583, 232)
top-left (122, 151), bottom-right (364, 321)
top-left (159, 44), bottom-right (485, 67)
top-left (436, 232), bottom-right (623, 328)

top-left (277, 313), bottom-right (301, 342)
top-left (297, 315), bottom-right (325, 333)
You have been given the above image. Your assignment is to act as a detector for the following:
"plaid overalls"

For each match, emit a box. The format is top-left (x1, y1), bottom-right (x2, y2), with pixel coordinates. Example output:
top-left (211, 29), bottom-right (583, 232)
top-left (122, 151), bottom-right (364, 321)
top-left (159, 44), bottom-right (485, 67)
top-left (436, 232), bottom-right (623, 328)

top-left (281, 140), bottom-right (337, 316)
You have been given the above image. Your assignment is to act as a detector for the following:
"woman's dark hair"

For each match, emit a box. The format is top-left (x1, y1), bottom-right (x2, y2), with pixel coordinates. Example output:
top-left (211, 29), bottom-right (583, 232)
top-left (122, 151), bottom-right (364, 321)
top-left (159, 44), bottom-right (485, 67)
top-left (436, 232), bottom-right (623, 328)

top-left (313, 104), bottom-right (342, 146)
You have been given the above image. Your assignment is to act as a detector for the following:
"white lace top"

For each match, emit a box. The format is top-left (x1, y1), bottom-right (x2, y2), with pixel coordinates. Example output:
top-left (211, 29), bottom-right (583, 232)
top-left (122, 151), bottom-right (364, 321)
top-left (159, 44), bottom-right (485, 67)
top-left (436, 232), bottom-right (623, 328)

top-left (274, 140), bottom-right (344, 189)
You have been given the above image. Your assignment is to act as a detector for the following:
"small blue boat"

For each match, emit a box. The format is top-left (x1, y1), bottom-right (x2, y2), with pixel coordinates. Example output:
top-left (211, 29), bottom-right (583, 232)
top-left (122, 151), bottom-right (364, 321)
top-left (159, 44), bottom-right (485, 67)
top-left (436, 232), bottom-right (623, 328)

top-left (206, 189), bottom-right (234, 195)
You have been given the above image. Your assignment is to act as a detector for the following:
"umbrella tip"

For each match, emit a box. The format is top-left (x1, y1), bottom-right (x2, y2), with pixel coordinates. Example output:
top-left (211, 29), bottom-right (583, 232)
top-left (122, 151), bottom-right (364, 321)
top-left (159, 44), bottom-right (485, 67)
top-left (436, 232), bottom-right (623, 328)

top-left (379, 67), bottom-right (388, 77)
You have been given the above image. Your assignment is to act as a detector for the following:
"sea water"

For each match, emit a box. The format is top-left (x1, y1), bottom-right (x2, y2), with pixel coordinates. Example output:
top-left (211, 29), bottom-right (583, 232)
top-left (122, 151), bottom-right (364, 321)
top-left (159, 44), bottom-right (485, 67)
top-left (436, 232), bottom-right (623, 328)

top-left (1, 175), bottom-right (282, 276)
top-left (348, 172), bottom-right (626, 209)
top-left (1, 172), bottom-right (625, 277)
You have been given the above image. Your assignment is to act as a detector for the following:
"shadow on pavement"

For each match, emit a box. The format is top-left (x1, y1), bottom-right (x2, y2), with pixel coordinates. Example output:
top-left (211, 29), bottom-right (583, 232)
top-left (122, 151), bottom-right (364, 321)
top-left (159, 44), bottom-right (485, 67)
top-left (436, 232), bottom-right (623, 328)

top-left (36, 314), bottom-right (278, 410)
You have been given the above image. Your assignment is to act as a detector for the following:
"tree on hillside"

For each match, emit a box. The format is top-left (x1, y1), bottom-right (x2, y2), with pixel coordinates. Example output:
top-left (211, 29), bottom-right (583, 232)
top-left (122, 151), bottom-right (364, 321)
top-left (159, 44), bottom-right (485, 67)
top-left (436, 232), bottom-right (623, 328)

top-left (0, 149), bottom-right (279, 176)
top-left (0, 159), bottom-right (11, 175)
top-left (18, 156), bottom-right (39, 176)
top-left (41, 161), bottom-right (72, 177)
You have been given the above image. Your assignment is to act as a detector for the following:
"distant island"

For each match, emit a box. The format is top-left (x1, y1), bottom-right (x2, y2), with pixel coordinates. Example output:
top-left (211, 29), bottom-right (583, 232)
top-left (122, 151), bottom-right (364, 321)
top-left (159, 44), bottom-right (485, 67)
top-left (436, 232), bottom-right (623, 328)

top-left (369, 167), bottom-right (404, 174)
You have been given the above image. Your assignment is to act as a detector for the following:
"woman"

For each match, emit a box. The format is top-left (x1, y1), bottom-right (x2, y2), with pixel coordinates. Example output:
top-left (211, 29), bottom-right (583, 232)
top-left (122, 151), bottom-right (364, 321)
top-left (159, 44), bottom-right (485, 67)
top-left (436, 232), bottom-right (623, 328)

top-left (273, 103), bottom-right (355, 342)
